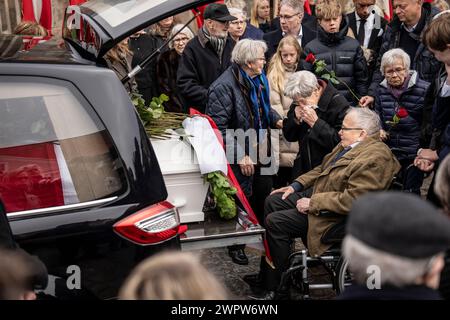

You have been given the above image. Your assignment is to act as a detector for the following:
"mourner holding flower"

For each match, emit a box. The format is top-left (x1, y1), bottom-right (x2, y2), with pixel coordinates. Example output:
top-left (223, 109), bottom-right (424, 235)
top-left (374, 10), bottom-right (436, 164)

top-left (374, 48), bottom-right (430, 194)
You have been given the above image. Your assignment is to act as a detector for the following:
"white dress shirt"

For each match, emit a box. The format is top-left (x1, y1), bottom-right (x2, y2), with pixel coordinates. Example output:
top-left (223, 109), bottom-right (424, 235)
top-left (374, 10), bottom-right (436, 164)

top-left (441, 80), bottom-right (450, 98)
top-left (283, 26), bottom-right (303, 47)
top-left (355, 12), bottom-right (383, 48)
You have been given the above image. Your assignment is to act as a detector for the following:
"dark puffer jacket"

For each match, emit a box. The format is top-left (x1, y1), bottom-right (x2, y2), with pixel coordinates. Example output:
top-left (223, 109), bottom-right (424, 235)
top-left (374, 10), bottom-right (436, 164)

top-left (368, 3), bottom-right (441, 97)
top-left (206, 63), bottom-right (281, 164)
top-left (301, 16), bottom-right (368, 103)
top-left (374, 71), bottom-right (430, 159)
top-left (430, 70), bottom-right (450, 161)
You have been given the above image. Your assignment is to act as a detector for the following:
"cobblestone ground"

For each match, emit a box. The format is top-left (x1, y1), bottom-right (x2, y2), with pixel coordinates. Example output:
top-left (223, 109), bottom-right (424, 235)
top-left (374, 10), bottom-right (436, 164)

top-left (198, 245), bottom-right (335, 300)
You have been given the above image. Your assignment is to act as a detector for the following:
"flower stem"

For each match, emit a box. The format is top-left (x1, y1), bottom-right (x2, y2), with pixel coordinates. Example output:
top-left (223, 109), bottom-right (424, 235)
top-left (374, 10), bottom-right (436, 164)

top-left (324, 67), bottom-right (360, 103)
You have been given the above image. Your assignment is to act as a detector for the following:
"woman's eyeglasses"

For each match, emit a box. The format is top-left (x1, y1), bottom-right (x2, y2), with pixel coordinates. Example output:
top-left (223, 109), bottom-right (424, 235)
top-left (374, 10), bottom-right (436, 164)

top-left (173, 37), bottom-right (190, 44)
top-left (384, 67), bottom-right (406, 77)
top-left (340, 126), bottom-right (363, 131)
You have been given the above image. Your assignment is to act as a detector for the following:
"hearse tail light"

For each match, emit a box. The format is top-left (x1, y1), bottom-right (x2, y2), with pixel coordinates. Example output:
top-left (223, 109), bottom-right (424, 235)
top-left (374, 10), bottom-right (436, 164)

top-left (113, 201), bottom-right (183, 245)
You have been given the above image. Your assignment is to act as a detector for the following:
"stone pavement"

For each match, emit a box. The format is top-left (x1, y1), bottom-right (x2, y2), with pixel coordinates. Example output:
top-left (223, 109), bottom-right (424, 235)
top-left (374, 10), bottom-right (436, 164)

top-left (198, 245), bottom-right (336, 300)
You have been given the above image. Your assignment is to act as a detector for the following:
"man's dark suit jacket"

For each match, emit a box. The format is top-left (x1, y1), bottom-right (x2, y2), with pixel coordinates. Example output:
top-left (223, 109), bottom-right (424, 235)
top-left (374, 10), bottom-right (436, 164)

top-left (346, 12), bottom-right (387, 79)
top-left (263, 24), bottom-right (316, 61)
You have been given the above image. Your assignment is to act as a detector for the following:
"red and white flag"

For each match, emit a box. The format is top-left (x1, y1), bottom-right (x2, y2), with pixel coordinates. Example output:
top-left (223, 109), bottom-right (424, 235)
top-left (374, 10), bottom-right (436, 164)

top-left (375, 0), bottom-right (393, 21)
top-left (69, 0), bottom-right (87, 4)
top-left (21, 0), bottom-right (52, 34)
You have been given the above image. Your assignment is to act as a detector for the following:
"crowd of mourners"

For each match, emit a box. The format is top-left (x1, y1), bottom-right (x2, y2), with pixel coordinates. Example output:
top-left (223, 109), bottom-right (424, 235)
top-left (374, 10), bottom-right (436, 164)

top-left (3, 0), bottom-right (450, 300)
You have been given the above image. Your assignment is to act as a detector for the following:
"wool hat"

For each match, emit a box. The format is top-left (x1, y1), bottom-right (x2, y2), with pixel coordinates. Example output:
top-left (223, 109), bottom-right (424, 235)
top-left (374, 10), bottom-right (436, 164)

top-left (203, 3), bottom-right (237, 22)
top-left (347, 191), bottom-right (450, 259)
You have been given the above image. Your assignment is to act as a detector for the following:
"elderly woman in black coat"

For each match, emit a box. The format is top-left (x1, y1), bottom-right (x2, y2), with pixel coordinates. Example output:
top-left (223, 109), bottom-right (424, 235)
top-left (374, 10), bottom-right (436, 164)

top-left (374, 48), bottom-right (430, 194)
top-left (301, 0), bottom-right (368, 104)
top-left (156, 24), bottom-right (194, 113)
top-left (206, 39), bottom-right (282, 264)
top-left (282, 70), bottom-right (350, 179)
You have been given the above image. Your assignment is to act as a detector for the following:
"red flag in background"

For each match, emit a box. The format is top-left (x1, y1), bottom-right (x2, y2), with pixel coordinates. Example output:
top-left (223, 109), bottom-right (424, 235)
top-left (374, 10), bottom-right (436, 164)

top-left (21, 0), bottom-right (53, 35)
top-left (376, 0), bottom-right (394, 21)
top-left (69, 0), bottom-right (86, 4)
top-left (304, 1), bottom-right (312, 15)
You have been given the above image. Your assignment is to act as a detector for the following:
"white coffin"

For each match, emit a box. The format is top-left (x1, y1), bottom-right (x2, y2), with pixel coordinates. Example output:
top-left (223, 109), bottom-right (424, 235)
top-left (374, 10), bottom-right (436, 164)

top-left (151, 137), bottom-right (208, 223)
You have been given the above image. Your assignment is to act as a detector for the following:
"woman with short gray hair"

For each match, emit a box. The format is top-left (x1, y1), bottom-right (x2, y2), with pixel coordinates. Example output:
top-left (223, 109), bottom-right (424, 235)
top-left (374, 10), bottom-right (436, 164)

top-left (206, 39), bottom-right (282, 264)
top-left (374, 48), bottom-right (430, 194)
top-left (157, 24), bottom-right (194, 112)
top-left (227, 7), bottom-right (264, 42)
top-left (282, 70), bottom-right (350, 177)
top-left (231, 39), bottom-right (267, 65)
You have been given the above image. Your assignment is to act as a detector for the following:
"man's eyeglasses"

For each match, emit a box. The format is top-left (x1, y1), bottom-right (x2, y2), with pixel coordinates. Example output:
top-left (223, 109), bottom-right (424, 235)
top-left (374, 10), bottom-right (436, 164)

top-left (340, 126), bottom-right (363, 131)
top-left (385, 67), bottom-right (406, 77)
top-left (279, 13), bottom-right (300, 21)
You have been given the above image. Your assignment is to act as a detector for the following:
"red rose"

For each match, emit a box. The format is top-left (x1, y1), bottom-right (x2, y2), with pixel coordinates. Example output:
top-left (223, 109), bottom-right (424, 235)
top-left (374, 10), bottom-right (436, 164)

top-left (305, 53), bottom-right (316, 64)
top-left (396, 107), bottom-right (408, 118)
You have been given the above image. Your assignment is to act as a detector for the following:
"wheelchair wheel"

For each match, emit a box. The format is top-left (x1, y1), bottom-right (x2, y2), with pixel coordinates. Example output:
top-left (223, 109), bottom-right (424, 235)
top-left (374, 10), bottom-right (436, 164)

top-left (334, 256), bottom-right (353, 294)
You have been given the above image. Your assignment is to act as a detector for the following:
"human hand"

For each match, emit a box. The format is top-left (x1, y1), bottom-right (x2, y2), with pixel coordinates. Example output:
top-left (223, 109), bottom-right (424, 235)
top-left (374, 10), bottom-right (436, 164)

top-left (270, 186), bottom-right (295, 200)
top-left (296, 197), bottom-right (310, 214)
top-left (359, 96), bottom-right (374, 108)
top-left (276, 119), bottom-right (283, 129)
top-left (414, 157), bottom-right (435, 172)
top-left (418, 149), bottom-right (439, 162)
top-left (238, 155), bottom-right (255, 176)
top-left (294, 105), bottom-right (303, 123)
top-left (380, 129), bottom-right (388, 141)
top-left (298, 105), bottom-right (318, 128)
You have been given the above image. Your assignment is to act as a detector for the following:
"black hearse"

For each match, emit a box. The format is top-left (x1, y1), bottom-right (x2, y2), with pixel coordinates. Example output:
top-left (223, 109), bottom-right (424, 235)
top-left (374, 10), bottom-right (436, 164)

top-left (0, 0), bottom-right (264, 298)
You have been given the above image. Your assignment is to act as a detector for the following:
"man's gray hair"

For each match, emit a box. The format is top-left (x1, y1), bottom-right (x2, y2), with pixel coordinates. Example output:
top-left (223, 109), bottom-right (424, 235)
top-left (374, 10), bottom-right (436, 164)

top-left (380, 48), bottom-right (411, 75)
top-left (434, 154), bottom-right (450, 211)
top-left (228, 7), bottom-right (246, 20)
top-left (280, 0), bottom-right (305, 15)
top-left (342, 235), bottom-right (439, 287)
top-left (346, 107), bottom-right (381, 136)
top-left (168, 24), bottom-right (194, 49)
top-left (284, 71), bottom-right (318, 98)
top-left (231, 39), bottom-right (267, 66)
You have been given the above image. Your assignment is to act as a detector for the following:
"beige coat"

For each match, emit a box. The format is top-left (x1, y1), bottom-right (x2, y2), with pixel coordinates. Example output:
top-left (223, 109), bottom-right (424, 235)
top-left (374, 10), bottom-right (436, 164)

top-left (296, 135), bottom-right (401, 256)
top-left (269, 70), bottom-right (299, 168)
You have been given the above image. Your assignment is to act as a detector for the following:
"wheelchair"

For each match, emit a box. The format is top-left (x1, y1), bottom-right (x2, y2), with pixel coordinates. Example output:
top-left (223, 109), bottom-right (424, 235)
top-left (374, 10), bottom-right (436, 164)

top-left (275, 148), bottom-right (417, 299)
top-left (277, 212), bottom-right (351, 299)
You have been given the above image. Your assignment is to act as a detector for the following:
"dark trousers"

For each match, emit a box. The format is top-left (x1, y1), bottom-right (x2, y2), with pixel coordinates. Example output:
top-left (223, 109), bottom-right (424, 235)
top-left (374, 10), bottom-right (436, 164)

top-left (262, 192), bottom-right (309, 290)
top-left (231, 165), bottom-right (273, 225)
top-left (399, 159), bottom-right (424, 194)
top-left (229, 165), bottom-right (273, 253)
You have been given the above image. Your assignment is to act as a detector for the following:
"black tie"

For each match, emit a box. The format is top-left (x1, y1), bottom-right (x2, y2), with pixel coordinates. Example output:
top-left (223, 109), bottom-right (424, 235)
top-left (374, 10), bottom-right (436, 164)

top-left (357, 19), bottom-right (366, 45)
top-left (329, 147), bottom-right (352, 167)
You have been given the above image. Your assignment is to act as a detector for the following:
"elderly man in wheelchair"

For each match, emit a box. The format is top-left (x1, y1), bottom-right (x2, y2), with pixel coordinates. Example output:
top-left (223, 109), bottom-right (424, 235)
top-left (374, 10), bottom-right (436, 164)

top-left (247, 108), bottom-right (401, 300)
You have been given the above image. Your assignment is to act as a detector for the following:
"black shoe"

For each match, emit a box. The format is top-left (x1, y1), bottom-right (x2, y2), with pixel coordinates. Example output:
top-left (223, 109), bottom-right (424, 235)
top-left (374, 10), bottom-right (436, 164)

top-left (228, 248), bottom-right (249, 265)
top-left (243, 273), bottom-right (263, 288)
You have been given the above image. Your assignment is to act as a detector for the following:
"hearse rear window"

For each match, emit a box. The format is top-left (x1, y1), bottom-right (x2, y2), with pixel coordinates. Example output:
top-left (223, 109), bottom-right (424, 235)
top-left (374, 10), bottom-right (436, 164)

top-left (0, 81), bottom-right (126, 213)
top-left (83, 0), bottom-right (166, 28)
